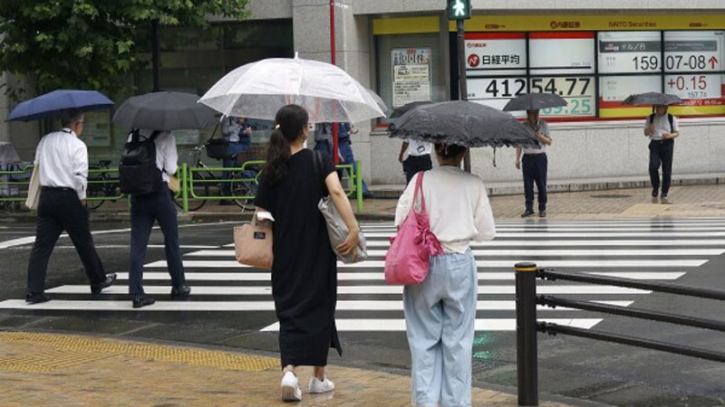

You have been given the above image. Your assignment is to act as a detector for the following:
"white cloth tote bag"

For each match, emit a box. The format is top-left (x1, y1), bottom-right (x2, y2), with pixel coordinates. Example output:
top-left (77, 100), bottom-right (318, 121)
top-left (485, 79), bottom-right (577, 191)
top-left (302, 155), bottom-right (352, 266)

top-left (25, 164), bottom-right (41, 210)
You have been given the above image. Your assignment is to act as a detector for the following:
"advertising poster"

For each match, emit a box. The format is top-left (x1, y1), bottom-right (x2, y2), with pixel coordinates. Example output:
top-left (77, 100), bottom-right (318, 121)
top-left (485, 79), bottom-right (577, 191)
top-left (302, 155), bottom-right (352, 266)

top-left (391, 48), bottom-right (432, 108)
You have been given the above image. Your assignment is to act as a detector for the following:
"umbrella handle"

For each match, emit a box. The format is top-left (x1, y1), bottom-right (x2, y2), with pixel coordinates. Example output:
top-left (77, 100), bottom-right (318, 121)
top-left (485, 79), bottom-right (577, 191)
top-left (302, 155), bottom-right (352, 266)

top-left (205, 122), bottom-right (221, 142)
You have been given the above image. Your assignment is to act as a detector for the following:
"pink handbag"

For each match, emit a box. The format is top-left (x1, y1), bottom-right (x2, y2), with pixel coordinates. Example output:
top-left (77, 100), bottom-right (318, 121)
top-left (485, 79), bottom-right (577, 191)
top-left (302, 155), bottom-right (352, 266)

top-left (384, 172), bottom-right (444, 285)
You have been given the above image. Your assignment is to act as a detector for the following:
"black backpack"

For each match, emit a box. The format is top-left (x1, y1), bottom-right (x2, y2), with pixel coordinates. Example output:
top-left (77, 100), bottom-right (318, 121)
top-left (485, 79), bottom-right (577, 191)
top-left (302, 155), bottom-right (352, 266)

top-left (648, 113), bottom-right (674, 133)
top-left (119, 130), bottom-right (163, 195)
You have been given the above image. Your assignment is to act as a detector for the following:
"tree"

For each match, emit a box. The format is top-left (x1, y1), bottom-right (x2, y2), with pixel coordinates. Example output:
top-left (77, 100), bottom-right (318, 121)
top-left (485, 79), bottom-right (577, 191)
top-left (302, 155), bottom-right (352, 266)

top-left (0, 0), bottom-right (249, 99)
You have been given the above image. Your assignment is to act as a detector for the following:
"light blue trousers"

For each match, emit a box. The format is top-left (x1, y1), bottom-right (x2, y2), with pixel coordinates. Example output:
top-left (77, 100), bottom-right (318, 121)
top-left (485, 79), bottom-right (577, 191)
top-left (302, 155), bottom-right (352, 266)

top-left (404, 250), bottom-right (478, 407)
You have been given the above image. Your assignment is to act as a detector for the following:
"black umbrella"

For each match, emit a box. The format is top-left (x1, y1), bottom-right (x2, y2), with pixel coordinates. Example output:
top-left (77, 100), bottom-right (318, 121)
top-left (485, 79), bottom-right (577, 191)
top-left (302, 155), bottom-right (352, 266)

top-left (503, 93), bottom-right (567, 111)
top-left (390, 101), bottom-right (432, 118)
top-left (113, 91), bottom-right (217, 131)
top-left (622, 92), bottom-right (682, 106)
top-left (388, 101), bottom-right (537, 148)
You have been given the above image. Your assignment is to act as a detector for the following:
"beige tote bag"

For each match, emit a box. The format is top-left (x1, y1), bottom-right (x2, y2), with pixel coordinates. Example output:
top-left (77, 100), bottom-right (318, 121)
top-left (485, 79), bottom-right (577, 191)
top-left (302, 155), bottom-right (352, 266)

top-left (25, 164), bottom-right (41, 210)
top-left (234, 216), bottom-right (273, 270)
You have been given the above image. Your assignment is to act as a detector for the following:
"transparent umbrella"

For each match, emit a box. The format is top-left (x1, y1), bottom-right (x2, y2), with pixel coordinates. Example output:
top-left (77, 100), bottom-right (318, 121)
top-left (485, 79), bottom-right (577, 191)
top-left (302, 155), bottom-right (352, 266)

top-left (199, 56), bottom-right (385, 123)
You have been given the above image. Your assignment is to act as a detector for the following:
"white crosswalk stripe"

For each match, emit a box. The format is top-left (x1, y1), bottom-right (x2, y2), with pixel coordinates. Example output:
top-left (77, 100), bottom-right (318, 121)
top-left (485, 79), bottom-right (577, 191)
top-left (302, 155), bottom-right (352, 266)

top-left (2, 219), bottom-right (723, 333)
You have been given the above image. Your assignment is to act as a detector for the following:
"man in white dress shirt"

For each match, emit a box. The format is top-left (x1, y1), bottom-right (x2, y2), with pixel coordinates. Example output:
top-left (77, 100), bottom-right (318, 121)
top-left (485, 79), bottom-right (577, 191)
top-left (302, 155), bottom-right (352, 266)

top-left (26, 109), bottom-right (116, 304)
top-left (644, 105), bottom-right (680, 203)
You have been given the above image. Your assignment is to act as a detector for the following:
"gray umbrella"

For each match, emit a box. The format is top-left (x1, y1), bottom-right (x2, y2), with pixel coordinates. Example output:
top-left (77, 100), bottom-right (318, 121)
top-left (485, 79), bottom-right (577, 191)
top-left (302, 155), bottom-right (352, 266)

top-left (622, 92), bottom-right (682, 106)
top-left (390, 101), bottom-right (432, 119)
top-left (113, 91), bottom-right (217, 131)
top-left (503, 93), bottom-right (567, 111)
top-left (388, 101), bottom-right (537, 148)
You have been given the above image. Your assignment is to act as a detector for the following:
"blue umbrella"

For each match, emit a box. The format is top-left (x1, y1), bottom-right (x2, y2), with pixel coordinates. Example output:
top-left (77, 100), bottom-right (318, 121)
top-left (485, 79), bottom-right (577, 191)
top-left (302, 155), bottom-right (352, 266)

top-left (6, 89), bottom-right (114, 122)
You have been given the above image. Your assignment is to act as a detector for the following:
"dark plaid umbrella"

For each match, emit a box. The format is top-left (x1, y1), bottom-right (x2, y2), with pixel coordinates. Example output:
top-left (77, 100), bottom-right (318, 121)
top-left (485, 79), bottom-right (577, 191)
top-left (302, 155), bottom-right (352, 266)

top-left (622, 92), bottom-right (682, 106)
top-left (390, 101), bottom-right (432, 118)
top-left (389, 101), bottom-right (537, 148)
top-left (113, 91), bottom-right (217, 131)
top-left (503, 93), bottom-right (567, 111)
top-left (7, 90), bottom-right (114, 122)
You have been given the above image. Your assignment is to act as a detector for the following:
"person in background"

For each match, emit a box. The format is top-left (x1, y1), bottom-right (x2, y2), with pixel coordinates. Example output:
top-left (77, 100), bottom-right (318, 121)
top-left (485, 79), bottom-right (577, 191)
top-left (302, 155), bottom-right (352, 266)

top-left (398, 139), bottom-right (433, 185)
top-left (127, 129), bottom-right (190, 309)
top-left (220, 116), bottom-right (252, 204)
top-left (515, 109), bottom-right (552, 218)
top-left (395, 143), bottom-right (496, 407)
top-left (255, 105), bottom-right (361, 402)
top-left (26, 108), bottom-right (116, 304)
top-left (644, 104), bottom-right (680, 204)
top-left (314, 122), bottom-right (372, 199)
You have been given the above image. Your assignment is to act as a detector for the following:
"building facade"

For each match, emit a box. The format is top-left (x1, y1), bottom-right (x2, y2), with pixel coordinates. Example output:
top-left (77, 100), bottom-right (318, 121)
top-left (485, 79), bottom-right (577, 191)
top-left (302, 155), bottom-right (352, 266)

top-left (3, 0), bottom-right (725, 188)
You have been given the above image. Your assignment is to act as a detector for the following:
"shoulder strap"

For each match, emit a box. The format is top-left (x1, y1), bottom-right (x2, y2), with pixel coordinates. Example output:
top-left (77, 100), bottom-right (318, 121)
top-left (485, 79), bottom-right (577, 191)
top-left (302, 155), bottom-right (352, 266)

top-left (648, 114), bottom-right (655, 124)
top-left (412, 171), bottom-right (426, 213)
top-left (149, 130), bottom-right (162, 141)
top-left (667, 114), bottom-right (674, 133)
top-left (130, 129), bottom-right (140, 143)
top-left (312, 150), bottom-right (326, 192)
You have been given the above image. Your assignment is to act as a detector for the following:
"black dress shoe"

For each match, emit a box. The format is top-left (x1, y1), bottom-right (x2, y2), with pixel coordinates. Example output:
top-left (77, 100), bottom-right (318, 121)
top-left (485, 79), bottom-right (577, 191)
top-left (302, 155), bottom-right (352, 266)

top-left (521, 210), bottom-right (535, 218)
top-left (171, 285), bottom-right (191, 299)
top-left (539, 210), bottom-right (547, 218)
top-left (133, 295), bottom-right (155, 309)
top-left (26, 292), bottom-right (51, 304)
top-left (91, 273), bottom-right (117, 294)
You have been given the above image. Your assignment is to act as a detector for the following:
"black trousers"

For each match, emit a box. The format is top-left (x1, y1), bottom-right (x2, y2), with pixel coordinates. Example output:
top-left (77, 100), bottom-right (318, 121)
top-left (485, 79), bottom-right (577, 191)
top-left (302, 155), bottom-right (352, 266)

top-left (129, 183), bottom-right (185, 295)
top-left (649, 139), bottom-right (674, 196)
top-left (27, 188), bottom-right (106, 293)
top-left (522, 153), bottom-right (548, 212)
top-left (403, 154), bottom-right (433, 185)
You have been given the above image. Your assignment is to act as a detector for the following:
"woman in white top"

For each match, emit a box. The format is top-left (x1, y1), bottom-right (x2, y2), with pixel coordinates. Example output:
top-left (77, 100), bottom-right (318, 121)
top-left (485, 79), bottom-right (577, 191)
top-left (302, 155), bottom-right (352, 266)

top-left (395, 143), bottom-right (496, 407)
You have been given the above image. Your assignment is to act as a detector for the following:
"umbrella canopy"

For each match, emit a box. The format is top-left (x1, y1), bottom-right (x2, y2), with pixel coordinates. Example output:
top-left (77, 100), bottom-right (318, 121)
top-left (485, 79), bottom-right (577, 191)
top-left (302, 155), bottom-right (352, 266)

top-left (7, 90), bottom-right (114, 122)
top-left (390, 101), bottom-right (433, 119)
top-left (503, 93), bottom-right (568, 111)
top-left (389, 101), bottom-right (538, 148)
top-left (366, 88), bottom-right (388, 112)
top-left (199, 56), bottom-right (385, 123)
top-left (622, 92), bottom-right (682, 106)
top-left (113, 91), bottom-right (217, 131)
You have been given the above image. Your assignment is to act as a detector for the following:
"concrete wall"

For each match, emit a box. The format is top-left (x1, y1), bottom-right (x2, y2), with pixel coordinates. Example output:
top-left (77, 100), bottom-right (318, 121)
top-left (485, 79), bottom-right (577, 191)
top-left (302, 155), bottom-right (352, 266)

top-left (371, 119), bottom-right (725, 185)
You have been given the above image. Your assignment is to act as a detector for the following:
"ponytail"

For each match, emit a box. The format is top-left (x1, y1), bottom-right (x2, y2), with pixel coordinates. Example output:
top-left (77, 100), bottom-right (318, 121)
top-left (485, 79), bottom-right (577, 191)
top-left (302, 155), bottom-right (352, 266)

top-left (263, 128), bottom-right (291, 184)
top-left (262, 104), bottom-right (309, 185)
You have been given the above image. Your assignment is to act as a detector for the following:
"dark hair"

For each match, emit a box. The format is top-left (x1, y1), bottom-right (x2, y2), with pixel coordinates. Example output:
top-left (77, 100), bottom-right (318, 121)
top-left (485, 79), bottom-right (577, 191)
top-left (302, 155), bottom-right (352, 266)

top-left (61, 108), bottom-right (83, 127)
top-left (434, 143), bottom-right (467, 159)
top-left (263, 104), bottom-right (309, 185)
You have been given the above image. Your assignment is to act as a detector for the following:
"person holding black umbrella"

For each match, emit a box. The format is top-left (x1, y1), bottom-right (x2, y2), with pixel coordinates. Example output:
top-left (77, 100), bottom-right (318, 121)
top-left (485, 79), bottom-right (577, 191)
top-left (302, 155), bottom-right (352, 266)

top-left (515, 109), bottom-right (552, 218)
top-left (644, 104), bottom-right (680, 203)
top-left (26, 108), bottom-right (116, 304)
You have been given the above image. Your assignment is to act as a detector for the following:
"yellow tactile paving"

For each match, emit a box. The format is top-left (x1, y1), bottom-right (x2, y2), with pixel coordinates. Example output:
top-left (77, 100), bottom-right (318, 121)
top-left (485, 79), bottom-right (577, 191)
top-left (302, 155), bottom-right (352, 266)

top-left (0, 331), bottom-right (576, 406)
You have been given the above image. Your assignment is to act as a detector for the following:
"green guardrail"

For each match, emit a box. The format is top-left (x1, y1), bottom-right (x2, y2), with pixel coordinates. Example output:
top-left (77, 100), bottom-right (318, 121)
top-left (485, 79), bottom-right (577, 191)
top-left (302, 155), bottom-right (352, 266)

top-left (1, 159), bottom-right (365, 214)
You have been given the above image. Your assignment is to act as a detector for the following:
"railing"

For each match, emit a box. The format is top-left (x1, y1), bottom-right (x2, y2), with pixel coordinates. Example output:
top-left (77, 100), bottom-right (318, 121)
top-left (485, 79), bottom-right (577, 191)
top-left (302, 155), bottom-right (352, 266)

top-left (1, 160), bottom-right (365, 214)
top-left (515, 262), bottom-right (725, 406)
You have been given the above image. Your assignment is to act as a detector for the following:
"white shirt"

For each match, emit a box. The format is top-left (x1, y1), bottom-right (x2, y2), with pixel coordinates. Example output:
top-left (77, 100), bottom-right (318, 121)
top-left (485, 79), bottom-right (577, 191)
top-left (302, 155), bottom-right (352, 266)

top-left (645, 114), bottom-right (679, 141)
top-left (222, 118), bottom-right (242, 143)
top-left (128, 130), bottom-right (178, 182)
top-left (522, 120), bottom-right (550, 155)
top-left (407, 140), bottom-right (433, 157)
top-left (34, 128), bottom-right (88, 200)
top-left (395, 166), bottom-right (496, 254)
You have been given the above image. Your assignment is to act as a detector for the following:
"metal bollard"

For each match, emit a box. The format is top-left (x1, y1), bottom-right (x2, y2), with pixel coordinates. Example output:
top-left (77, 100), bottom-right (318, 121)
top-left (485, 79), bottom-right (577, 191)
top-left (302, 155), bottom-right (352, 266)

top-left (516, 262), bottom-right (539, 406)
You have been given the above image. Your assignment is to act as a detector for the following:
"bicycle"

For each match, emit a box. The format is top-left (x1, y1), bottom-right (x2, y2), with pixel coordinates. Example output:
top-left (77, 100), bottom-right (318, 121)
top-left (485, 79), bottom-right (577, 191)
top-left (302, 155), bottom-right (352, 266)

top-left (87, 160), bottom-right (120, 210)
top-left (173, 145), bottom-right (261, 212)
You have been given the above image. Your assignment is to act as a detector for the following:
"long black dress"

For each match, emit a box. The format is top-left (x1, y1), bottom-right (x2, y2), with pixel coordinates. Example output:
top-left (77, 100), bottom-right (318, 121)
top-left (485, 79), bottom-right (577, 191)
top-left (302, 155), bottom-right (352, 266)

top-left (254, 149), bottom-right (342, 367)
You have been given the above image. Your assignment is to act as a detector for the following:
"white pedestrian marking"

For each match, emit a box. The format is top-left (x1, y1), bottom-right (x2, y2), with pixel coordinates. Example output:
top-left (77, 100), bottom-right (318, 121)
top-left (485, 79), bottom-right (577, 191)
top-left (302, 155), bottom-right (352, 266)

top-left (8, 298), bottom-right (631, 312)
top-left (3, 219), bottom-right (722, 333)
top-left (152, 259), bottom-right (706, 269)
top-left (105, 271), bottom-right (685, 282)
top-left (45, 285), bottom-right (648, 295)
top-left (365, 240), bottom-right (725, 248)
top-left (260, 318), bottom-right (603, 332)
top-left (185, 249), bottom-right (724, 257)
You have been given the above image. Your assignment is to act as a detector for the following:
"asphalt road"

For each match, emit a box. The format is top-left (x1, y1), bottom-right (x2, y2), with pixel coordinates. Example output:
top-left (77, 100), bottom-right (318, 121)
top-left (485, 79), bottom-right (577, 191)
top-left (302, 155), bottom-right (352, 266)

top-left (0, 219), bottom-right (724, 406)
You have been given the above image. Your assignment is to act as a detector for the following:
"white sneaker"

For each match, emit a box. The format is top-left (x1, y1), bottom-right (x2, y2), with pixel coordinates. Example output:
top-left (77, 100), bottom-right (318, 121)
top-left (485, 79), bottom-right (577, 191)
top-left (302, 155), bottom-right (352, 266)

top-left (308, 376), bottom-right (335, 394)
top-left (281, 371), bottom-right (302, 401)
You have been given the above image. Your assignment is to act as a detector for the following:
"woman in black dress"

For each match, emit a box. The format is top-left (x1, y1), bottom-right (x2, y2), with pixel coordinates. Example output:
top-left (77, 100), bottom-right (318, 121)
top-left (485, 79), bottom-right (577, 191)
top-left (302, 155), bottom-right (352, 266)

top-left (254, 105), bottom-right (361, 402)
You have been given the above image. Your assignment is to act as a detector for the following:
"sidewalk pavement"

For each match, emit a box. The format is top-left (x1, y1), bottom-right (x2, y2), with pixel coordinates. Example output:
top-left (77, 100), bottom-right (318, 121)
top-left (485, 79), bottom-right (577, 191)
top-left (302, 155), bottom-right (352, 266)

top-left (0, 330), bottom-right (576, 407)
top-left (2, 183), bottom-right (725, 224)
top-left (186, 183), bottom-right (725, 222)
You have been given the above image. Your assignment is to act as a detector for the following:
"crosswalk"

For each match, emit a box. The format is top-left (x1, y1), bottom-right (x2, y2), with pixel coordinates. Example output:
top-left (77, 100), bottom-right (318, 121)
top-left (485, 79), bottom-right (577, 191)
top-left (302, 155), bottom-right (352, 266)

top-left (2, 218), bottom-right (724, 333)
